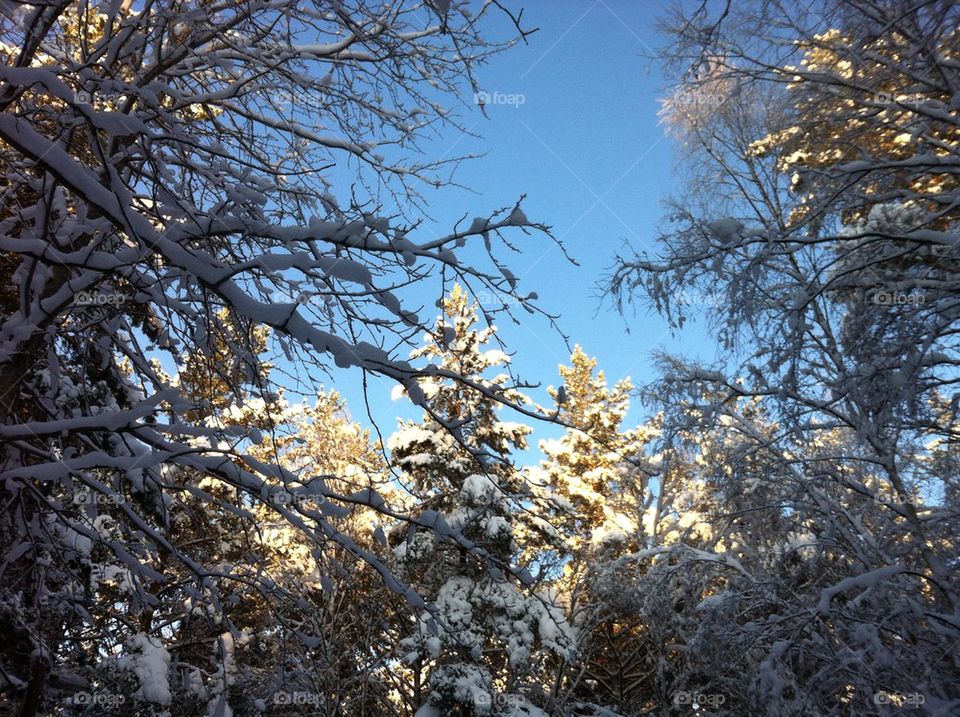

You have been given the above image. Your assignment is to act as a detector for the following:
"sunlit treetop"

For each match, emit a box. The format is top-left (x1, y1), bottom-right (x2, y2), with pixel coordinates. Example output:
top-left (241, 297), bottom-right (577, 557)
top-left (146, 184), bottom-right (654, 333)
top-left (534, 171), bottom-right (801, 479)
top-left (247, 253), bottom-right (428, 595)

top-left (748, 27), bottom-right (960, 226)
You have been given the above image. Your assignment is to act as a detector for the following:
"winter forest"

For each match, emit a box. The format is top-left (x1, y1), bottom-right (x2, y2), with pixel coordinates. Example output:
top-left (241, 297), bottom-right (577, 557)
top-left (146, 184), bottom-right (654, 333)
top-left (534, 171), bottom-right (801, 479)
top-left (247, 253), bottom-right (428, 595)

top-left (0, 0), bottom-right (958, 715)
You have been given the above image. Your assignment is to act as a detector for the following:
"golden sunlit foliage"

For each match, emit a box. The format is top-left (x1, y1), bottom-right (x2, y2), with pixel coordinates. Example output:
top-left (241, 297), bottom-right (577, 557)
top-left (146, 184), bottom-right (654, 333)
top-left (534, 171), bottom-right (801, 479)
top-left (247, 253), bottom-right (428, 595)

top-left (749, 27), bottom-right (960, 226)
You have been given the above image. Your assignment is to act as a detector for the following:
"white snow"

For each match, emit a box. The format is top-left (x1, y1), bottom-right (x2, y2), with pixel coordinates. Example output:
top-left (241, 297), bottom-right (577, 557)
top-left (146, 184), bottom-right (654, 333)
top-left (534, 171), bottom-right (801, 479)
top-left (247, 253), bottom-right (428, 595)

top-left (117, 633), bottom-right (172, 705)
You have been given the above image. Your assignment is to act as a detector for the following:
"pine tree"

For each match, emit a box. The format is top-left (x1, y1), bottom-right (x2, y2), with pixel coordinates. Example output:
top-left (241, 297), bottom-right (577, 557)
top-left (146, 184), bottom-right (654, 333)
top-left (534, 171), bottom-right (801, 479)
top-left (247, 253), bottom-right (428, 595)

top-left (529, 348), bottom-right (655, 715)
top-left (531, 347), bottom-right (653, 564)
top-left (389, 286), bottom-right (571, 717)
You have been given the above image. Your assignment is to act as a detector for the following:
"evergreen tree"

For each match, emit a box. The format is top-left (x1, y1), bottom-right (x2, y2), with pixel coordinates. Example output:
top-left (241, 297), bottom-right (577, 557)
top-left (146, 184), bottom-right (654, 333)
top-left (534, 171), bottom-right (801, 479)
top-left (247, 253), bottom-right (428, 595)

top-left (529, 349), bottom-right (654, 715)
top-left (389, 286), bottom-right (571, 717)
top-left (531, 347), bottom-right (653, 565)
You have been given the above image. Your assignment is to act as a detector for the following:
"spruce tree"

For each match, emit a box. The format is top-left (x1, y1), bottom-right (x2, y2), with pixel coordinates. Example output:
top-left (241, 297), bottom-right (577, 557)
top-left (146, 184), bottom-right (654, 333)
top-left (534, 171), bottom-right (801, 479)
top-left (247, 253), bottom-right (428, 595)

top-left (389, 286), bottom-right (571, 717)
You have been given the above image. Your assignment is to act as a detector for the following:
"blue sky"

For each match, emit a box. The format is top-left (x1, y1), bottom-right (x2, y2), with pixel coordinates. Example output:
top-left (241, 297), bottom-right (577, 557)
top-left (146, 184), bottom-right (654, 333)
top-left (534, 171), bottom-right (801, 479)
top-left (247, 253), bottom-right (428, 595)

top-left (314, 2), bottom-right (716, 454)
